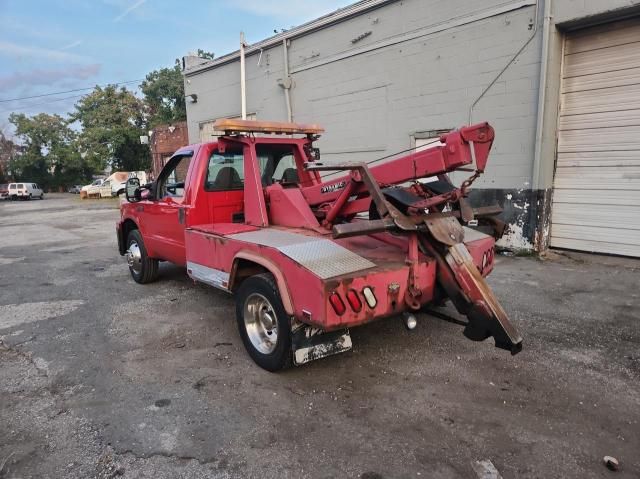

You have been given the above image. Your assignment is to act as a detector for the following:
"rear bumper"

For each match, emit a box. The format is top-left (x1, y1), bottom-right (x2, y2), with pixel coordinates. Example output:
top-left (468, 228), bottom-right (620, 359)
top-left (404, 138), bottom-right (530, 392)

top-left (319, 261), bottom-right (437, 331)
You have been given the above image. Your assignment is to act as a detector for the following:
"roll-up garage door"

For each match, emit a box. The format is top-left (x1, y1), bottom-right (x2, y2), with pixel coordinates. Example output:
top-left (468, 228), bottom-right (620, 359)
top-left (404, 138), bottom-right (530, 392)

top-left (551, 18), bottom-right (640, 257)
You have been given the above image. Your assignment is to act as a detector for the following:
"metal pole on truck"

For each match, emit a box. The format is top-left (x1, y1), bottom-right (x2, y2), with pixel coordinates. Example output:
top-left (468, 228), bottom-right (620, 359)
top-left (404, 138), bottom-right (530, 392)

top-left (240, 31), bottom-right (247, 120)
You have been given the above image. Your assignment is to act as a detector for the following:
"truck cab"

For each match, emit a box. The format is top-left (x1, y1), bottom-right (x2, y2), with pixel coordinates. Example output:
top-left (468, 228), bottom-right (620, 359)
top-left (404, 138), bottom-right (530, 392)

top-left (117, 119), bottom-right (522, 371)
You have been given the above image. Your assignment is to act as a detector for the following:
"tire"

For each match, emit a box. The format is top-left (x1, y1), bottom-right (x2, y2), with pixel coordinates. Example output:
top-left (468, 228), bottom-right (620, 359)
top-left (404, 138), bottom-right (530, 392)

top-left (125, 229), bottom-right (159, 284)
top-left (39, 194), bottom-right (44, 200)
top-left (235, 273), bottom-right (292, 371)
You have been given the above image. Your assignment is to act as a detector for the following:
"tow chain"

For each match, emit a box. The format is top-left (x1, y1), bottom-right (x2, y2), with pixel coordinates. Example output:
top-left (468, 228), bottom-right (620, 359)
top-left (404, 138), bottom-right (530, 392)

top-left (460, 170), bottom-right (481, 196)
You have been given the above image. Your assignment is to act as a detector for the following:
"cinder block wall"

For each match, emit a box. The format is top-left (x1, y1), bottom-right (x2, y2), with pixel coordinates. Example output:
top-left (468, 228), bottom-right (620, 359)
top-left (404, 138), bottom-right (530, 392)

top-left (185, 0), bottom-right (543, 249)
top-left (184, 0), bottom-right (640, 250)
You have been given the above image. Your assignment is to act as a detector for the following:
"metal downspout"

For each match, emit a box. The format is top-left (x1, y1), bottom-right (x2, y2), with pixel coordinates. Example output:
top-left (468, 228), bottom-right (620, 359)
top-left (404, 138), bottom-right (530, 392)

top-left (532, 0), bottom-right (552, 191)
top-left (528, 0), bottom-right (553, 250)
top-left (468, 0), bottom-right (541, 124)
top-left (282, 39), bottom-right (293, 122)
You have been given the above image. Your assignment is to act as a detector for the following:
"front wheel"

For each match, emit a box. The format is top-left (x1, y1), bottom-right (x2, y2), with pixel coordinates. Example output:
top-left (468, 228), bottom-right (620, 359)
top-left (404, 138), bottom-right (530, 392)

top-left (235, 274), bottom-right (292, 371)
top-left (125, 229), bottom-right (159, 284)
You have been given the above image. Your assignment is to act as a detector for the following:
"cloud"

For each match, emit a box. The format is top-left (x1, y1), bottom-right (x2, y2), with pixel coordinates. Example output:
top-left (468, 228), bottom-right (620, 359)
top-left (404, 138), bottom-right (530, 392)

top-left (0, 15), bottom-right (71, 42)
top-left (113, 0), bottom-right (147, 22)
top-left (60, 40), bottom-right (83, 51)
top-left (227, 0), bottom-right (349, 20)
top-left (0, 41), bottom-right (89, 62)
top-left (0, 64), bottom-right (101, 91)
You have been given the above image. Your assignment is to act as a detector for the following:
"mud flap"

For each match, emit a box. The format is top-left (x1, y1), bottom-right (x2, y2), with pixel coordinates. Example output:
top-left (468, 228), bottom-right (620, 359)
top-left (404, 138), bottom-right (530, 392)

top-left (291, 323), bottom-right (352, 366)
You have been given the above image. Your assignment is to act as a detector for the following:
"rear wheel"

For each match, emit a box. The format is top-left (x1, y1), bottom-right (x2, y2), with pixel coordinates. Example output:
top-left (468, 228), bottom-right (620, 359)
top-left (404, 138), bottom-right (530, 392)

top-left (126, 229), bottom-right (159, 284)
top-left (235, 273), bottom-right (292, 371)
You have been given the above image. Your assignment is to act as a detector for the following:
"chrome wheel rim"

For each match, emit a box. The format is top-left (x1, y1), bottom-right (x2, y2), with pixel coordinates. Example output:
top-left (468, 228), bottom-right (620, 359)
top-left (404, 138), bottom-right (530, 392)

top-left (126, 241), bottom-right (142, 274)
top-left (243, 293), bottom-right (278, 354)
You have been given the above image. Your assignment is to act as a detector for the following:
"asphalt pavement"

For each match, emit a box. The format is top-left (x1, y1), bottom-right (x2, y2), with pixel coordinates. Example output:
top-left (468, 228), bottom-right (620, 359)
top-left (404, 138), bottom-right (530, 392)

top-left (1, 193), bottom-right (639, 478)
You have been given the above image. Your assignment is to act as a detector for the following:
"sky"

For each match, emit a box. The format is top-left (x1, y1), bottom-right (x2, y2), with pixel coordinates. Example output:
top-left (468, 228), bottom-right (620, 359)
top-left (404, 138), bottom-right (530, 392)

top-left (0, 0), bottom-right (349, 137)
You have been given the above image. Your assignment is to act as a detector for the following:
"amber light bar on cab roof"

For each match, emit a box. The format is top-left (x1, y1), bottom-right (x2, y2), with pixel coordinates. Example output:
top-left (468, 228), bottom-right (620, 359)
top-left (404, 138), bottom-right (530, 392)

top-left (213, 118), bottom-right (325, 136)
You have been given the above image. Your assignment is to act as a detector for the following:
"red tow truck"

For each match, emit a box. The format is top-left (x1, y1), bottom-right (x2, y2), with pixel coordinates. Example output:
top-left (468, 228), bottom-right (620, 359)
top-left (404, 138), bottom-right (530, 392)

top-left (117, 119), bottom-right (522, 371)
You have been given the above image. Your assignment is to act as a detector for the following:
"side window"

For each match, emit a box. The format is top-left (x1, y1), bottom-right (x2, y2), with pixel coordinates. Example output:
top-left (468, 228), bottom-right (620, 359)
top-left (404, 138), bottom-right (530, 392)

top-left (158, 154), bottom-right (193, 198)
top-left (205, 151), bottom-right (245, 191)
top-left (272, 154), bottom-right (296, 182)
top-left (9, 184), bottom-right (15, 189)
top-left (256, 145), bottom-right (298, 185)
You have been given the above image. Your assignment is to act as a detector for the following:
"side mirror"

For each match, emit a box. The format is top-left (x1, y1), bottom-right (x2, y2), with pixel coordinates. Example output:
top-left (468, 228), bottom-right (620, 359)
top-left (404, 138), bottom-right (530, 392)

top-left (125, 177), bottom-right (141, 203)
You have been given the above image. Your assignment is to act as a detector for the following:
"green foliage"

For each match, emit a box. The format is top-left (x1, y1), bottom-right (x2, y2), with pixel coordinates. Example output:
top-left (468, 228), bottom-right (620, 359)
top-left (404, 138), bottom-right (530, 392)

top-left (8, 113), bottom-right (91, 189)
top-left (4, 49), bottom-right (214, 186)
top-left (141, 65), bottom-right (186, 127)
top-left (71, 85), bottom-right (150, 172)
top-left (0, 132), bottom-right (16, 182)
top-left (196, 49), bottom-right (214, 60)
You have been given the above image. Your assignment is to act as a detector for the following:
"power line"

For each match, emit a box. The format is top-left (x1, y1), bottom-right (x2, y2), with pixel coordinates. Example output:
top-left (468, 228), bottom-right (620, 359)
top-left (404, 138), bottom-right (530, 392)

top-left (0, 78), bottom-right (145, 104)
top-left (0, 93), bottom-right (87, 113)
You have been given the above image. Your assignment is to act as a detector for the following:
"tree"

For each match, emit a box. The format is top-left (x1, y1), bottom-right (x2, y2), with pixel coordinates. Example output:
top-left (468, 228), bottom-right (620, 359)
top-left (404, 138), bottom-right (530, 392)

top-left (141, 65), bottom-right (186, 127)
top-left (141, 50), bottom-right (213, 127)
top-left (71, 85), bottom-right (150, 172)
top-left (196, 49), bottom-right (214, 60)
top-left (8, 113), bottom-right (88, 189)
top-left (0, 132), bottom-right (17, 182)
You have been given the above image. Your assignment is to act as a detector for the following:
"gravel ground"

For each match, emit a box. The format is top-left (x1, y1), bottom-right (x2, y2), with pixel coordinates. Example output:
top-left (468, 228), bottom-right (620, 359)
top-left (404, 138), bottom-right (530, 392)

top-left (0, 193), bottom-right (639, 478)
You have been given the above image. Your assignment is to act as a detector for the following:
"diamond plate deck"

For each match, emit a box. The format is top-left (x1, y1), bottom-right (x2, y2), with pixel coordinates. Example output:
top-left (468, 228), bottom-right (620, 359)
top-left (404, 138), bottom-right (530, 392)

top-left (229, 229), bottom-right (376, 279)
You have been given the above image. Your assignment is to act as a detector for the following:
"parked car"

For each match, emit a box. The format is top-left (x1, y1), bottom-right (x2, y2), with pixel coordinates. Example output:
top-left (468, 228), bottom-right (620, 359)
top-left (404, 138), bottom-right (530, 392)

top-left (82, 179), bottom-right (105, 197)
top-left (8, 182), bottom-right (44, 200)
top-left (68, 185), bottom-right (83, 194)
top-left (0, 184), bottom-right (8, 200)
top-left (98, 180), bottom-right (115, 198)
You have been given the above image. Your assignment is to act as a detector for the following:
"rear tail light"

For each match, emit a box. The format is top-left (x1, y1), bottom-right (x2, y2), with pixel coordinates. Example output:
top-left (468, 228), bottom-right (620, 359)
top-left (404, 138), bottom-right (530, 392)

top-left (362, 287), bottom-right (377, 309)
top-left (329, 292), bottom-right (346, 316)
top-left (346, 289), bottom-right (362, 312)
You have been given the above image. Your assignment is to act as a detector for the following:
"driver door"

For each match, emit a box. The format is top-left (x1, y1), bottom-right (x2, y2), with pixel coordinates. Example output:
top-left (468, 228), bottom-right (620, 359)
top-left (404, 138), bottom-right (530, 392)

top-left (144, 153), bottom-right (193, 265)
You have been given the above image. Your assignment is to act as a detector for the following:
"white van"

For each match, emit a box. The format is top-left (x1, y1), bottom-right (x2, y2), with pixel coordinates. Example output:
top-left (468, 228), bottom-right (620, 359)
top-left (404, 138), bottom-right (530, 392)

top-left (8, 182), bottom-right (44, 200)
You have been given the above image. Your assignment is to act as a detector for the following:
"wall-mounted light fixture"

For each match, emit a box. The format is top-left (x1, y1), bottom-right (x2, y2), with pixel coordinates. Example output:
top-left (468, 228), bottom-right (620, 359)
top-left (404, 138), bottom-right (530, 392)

top-left (186, 93), bottom-right (198, 103)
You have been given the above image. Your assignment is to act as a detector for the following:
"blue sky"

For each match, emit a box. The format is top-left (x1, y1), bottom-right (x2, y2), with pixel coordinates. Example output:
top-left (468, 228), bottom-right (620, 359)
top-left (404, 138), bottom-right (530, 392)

top-left (0, 0), bottom-right (349, 136)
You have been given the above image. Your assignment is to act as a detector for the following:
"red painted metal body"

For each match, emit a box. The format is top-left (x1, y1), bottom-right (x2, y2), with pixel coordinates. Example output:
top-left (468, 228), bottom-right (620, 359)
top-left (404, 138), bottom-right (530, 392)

top-left (118, 120), bottom-right (522, 354)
